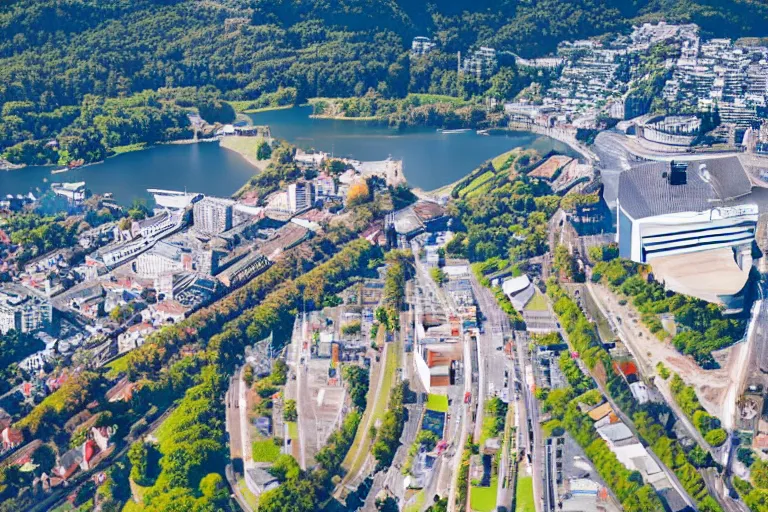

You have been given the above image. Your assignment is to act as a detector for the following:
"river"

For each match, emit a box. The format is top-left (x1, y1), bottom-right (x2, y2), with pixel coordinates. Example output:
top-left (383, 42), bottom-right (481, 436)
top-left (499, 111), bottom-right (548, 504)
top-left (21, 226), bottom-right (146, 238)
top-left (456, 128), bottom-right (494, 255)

top-left (0, 106), bottom-right (577, 205)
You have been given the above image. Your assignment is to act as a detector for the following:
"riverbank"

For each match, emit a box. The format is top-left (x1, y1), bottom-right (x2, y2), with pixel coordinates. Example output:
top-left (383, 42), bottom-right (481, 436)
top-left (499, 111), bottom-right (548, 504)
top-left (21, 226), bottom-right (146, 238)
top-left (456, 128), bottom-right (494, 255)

top-left (308, 113), bottom-right (383, 121)
top-left (422, 148), bottom-right (526, 199)
top-left (219, 136), bottom-right (271, 173)
top-left (501, 122), bottom-right (597, 164)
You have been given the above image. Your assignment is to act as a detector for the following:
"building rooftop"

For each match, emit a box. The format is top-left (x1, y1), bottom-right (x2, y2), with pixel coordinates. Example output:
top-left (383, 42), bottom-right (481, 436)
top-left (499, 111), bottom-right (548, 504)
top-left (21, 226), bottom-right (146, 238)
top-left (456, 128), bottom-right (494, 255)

top-left (618, 157), bottom-right (754, 219)
top-left (648, 247), bottom-right (750, 302)
top-left (596, 422), bottom-right (633, 443)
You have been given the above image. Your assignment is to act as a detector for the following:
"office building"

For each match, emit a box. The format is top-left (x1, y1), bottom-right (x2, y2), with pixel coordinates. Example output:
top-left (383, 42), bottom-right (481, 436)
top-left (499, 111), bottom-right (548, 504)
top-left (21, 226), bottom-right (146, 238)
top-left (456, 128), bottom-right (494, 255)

top-left (193, 197), bottom-right (235, 235)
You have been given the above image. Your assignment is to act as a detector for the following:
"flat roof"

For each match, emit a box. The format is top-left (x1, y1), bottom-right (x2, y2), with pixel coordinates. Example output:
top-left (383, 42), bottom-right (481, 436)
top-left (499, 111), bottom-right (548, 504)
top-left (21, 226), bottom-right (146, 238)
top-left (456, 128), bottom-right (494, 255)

top-left (650, 247), bottom-right (750, 301)
top-left (618, 156), bottom-right (754, 219)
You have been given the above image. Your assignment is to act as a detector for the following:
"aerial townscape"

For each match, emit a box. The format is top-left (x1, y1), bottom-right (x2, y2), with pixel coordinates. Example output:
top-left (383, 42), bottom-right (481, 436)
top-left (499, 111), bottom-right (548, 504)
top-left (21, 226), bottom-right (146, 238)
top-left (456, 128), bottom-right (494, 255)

top-left (4, 2), bottom-right (768, 512)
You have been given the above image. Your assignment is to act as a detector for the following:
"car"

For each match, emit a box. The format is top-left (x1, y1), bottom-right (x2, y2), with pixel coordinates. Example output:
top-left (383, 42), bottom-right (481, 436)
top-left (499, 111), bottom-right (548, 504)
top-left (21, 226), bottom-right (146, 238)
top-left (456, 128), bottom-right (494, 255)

top-left (496, 346), bottom-right (503, 351)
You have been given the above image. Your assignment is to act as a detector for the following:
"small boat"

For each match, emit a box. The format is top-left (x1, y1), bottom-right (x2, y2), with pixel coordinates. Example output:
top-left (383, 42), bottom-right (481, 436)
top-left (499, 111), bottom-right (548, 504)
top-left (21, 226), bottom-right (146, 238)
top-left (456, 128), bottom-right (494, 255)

top-left (51, 168), bottom-right (69, 174)
top-left (439, 128), bottom-right (471, 134)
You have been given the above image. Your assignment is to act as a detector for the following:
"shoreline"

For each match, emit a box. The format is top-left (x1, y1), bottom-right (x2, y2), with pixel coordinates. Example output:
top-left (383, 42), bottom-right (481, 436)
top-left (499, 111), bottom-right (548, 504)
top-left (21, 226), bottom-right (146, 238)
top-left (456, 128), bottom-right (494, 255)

top-left (241, 105), bottom-right (293, 114)
top-left (308, 114), bottom-right (384, 122)
top-left (218, 136), bottom-right (271, 173)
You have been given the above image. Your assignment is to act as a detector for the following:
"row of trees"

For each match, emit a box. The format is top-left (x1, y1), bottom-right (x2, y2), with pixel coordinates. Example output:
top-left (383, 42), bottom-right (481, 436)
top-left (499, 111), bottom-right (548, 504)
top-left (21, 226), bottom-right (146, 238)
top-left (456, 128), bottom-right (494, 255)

top-left (670, 373), bottom-right (727, 447)
top-left (593, 257), bottom-right (745, 368)
top-left (372, 381), bottom-right (407, 470)
top-left (120, 236), bottom-right (383, 509)
top-left (546, 281), bottom-right (723, 511)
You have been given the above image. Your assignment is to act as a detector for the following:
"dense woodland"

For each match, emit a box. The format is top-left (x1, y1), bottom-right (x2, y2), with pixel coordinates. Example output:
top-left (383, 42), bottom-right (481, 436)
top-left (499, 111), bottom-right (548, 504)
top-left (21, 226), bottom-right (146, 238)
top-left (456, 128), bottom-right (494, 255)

top-left (2, 0), bottom-right (768, 164)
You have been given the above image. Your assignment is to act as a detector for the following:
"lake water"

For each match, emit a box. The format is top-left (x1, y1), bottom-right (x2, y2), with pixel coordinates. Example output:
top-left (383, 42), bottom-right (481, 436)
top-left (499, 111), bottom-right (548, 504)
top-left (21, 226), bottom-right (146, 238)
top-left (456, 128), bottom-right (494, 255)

top-left (1, 106), bottom-right (576, 205)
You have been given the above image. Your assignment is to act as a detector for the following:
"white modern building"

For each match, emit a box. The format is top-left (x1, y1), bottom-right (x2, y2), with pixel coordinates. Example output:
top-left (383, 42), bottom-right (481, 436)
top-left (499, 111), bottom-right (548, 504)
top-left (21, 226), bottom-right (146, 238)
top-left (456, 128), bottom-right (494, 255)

top-left (411, 36), bottom-right (436, 56)
top-left (501, 275), bottom-right (535, 311)
top-left (617, 157), bottom-right (759, 310)
top-left (133, 241), bottom-right (188, 278)
top-left (51, 182), bottom-right (87, 206)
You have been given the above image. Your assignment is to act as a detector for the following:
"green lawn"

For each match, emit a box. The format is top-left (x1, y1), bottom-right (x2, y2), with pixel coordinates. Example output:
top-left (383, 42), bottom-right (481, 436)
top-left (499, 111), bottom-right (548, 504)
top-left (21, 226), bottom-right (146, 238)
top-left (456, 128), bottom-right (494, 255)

top-left (407, 93), bottom-right (466, 106)
top-left (287, 421), bottom-right (298, 439)
top-left (470, 472), bottom-right (498, 512)
top-left (515, 476), bottom-right (535, 512)
top-left (524, 292), bottom-right (548, 312)
top-left (492, 149), bottom-right (519, 171)
top-left (404, 490), bottom-right (426, 512)
top-left (426, 393), bottom-right (449, 413)
top-left (342, 340), bottom-right (400, 476)
top-left (111, 142), bottom-right (147, 155)
top-left (105, 355), bottom-right (130, 379)
top-left (252, 439), bottom-right (281, 463)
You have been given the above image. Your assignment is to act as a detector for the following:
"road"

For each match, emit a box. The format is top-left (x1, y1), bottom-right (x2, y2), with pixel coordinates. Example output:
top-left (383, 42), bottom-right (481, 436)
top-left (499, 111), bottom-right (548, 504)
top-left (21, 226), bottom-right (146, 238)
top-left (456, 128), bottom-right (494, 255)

top-left (547, 295), bottom-right (698, 511)
top-left (470, 274), bottom-right (540, 512)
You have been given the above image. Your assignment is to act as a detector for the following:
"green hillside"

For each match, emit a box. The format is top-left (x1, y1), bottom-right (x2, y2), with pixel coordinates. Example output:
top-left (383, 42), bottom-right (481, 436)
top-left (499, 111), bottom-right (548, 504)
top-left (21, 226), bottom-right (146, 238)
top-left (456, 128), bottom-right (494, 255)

top-left (1, 0), bottom-right (767, 163)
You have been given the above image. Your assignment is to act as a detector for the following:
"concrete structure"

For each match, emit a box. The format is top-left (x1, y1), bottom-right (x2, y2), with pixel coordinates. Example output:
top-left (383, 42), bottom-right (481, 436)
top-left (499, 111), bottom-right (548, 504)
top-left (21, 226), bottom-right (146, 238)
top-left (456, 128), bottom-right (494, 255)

top-left (133, 241), bottom-right (187, 278)
top-left (51, 182), bottom-right (86, 206)
top-left (501, 275), bottom-right (535, 311)
top-left (617, 157), bottom-right (759, 309)
top-left (287, 181), bottom-right (315, 213)
top-left (413, 340), bottom-right (461, 393)
top-left (193, 196), bottom-right (235, 235)
top-left (0, 288), bottom-right (51, 334)
top-left (462, 47), bottom-right (497, 78)
top-left (411, 36), bottom-right (436, 56)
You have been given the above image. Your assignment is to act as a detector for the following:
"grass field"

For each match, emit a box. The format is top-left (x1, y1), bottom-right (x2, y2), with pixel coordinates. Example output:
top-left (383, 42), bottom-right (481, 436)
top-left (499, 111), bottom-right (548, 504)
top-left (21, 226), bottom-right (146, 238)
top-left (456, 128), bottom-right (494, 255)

top-left (252, 439), bottom-right (281, 463)
top-left (525, 292), bottom-right (548, 312)
top-left (515, 476), bottom-right (535, 512)
top-left (105, 355), bottom-right (129, 379)
top-left (492, 149), bottom-right (519, 171)
top-left (287, 421), bottom-right (299, 439)
top-left (341, 339), bottom-right (400, 478)
top-left (219, 135), bottom-right (264, 160)
top-left (470, 471), bottom-right (498, 512)
top-left (404, 490), bottom-right (426, 512)
top-left (407, 93), bottom-right (466, 106)
top-left (111, 142), bottom-right (147, 155)
top-left (426, 393), bottom-right (449, 413)
top-left (459, 170), bottom-right (495, 199)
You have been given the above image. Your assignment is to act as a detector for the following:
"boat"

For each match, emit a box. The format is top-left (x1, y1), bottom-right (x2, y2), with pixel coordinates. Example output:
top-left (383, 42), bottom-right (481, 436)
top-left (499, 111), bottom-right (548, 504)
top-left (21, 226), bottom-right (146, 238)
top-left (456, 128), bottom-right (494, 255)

top-left (439, 128), bottom-right (471, 134)
top-left (51, 168), bottom-right (69, 174)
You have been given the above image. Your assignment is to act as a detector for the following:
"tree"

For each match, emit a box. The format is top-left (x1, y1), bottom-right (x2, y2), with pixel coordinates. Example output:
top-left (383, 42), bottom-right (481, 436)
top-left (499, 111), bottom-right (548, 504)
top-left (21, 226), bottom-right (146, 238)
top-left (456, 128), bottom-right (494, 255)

top-left (243, 365), bottom-right (254, 387)
top-left (199, 473), bottom-right (227, 506)
top-left (31, 444), bottom-right (56, 476)
top-left (430, 267), bottom-right (447, 286)
top-left (284, 399), bottom-right (298, 422)
top-left (347, 180), bottom-right (371, 207)
top-left (257, 140), bottom-right (272, 160)
top-left (128, 441), bottom-right (154, 486)
top-left (341, 321), bottom-right (362, 336)
top-left (704, 428), bottom-right (727, 447)
top-left (270, 454), bottom-right (301, 482)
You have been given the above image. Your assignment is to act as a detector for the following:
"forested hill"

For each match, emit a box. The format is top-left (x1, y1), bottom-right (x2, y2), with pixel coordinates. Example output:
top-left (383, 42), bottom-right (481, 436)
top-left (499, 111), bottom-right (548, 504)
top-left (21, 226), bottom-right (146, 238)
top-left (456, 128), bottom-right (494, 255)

top-left (1, 0), bottom-right (767, 164)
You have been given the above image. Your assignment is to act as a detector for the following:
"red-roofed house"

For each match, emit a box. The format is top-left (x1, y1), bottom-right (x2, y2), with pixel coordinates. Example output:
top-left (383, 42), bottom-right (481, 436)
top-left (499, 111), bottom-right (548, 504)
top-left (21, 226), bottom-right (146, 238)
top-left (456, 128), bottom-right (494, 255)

top-left (1, 427), bottom-right (23, 452)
